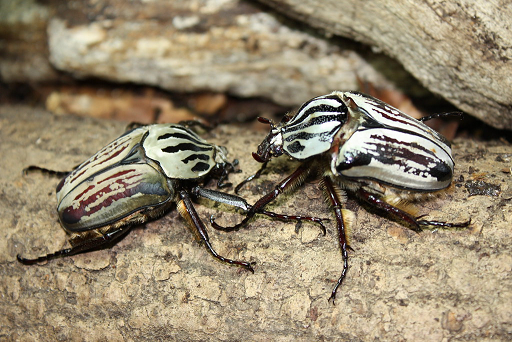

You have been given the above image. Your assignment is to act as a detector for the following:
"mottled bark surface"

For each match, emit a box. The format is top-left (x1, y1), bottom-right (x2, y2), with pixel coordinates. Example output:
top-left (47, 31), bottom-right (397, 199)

top-left (4, 0), bottom-right (512, 130)
top-left (1, 106), bottom-right (510, 340)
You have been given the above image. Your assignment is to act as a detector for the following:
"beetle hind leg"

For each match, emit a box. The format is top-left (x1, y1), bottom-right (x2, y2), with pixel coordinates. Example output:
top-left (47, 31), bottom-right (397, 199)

top-left (17, 227), bottom-right (131, 265)
top-left (177, 190), bottom-right (255, 273)
top-left (322, 177), bottom-right (352, 304)
top-left (357, 188), bottom-right (470, 232)
top-left (416, 216), bottom-right (471, 230)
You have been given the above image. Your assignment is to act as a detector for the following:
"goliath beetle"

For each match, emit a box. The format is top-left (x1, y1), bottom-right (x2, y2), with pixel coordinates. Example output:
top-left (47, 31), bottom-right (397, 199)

top-left (212, 91), bottom-right (470, 302)
top-left (17, 123), bottom-right (327, 271)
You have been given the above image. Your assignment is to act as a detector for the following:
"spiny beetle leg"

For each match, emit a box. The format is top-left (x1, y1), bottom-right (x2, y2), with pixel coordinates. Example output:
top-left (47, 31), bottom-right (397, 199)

top-left (235, 161), bottom-right (268, 194)
top-left (416, 217), bottom-right (471, 229)
top-left (358, 188), bottom-right (471, 232)
top-left (357, 188), bottom-right (423, 232)
top-left (419, 112), bottom-right (464, 122)
top-left (252, 209), bottom-right (328, 236)
top-left (211, 210), bottom-right (328, 235)
top-left (177, 119), bottom-right (215, 132)
top-left (17, 226), bottom-right (131, 265)
top-left (323, 177), bottom-right (350, 305)
top-left (178, 190), bottom-right (254, 272)
top-left (22, 165), bottom-right (70, 178)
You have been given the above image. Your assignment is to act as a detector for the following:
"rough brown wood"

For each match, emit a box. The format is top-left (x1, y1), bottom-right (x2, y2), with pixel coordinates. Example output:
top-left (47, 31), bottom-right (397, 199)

top-left (256, 0), bottom-right (512, 130)
top-left (1, 106), bottom-right (510, 340)
top-left (0, 0), bottom-right (390, 105)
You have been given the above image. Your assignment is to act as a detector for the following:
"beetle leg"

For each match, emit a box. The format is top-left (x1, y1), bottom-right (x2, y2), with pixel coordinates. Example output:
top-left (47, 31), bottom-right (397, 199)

top-left (177, 119), bottom-right (215, 132)
top-left (416, 217), bottom-right (471, 229)
top-left (193, 187), bottom-right (327, 234)
top-left (322, 177), bottom-right (350, 304)
top-left (210, 162), bottom-right (312, 231)
top-left (357, 188), bottom-right (471, 231)
top-left (357, 188), bottom-right (423, 231)
top-left (22, 165), bottom-right (71, 178)
top-left (215, 159), bottom-right (241, 189)
top-left (234, 161), bottom-right (269, 194)
top-left (419, 112), bottom-right (464, 122)
top-left (177, 190), bottom-right (254, 272)
top-left (17, 226), bottom-right (131, 265)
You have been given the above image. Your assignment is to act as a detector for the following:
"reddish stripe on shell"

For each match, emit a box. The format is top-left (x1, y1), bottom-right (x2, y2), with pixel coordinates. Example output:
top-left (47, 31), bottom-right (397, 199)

top-left (67, 140), bottom-right (130, 185)
top-left (61, 169), bottom-right (143, 225)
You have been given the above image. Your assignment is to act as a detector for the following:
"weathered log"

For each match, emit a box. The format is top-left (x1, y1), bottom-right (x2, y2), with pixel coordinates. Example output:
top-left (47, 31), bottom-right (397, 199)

top-left (256, 0), bottom-right (512, 129)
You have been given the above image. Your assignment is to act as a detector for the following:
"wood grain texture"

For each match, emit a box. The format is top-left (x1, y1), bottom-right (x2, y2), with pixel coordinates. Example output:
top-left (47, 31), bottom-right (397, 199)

top-left (256, 0), bottom-right (512, 129)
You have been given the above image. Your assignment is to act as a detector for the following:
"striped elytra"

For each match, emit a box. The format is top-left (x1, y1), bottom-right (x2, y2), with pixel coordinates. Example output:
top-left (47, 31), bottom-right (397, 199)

top-left (56, 124), bottom-right (226, 232)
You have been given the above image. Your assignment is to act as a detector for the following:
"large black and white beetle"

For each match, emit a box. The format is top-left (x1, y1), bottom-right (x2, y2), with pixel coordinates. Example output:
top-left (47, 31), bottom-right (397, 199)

top-left (213, 91), bottom-right (470, 302)
top-left (17, 123), bottom-right (326, 271)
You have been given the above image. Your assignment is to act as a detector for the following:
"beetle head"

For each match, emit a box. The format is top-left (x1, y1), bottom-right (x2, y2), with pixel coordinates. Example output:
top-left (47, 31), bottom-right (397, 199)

top-left (253, 117), bottom-right (285, 163)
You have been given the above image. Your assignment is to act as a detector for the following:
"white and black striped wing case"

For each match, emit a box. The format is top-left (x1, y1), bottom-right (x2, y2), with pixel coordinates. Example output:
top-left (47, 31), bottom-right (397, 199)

top-left (332, 92), bottom-right (454, 191)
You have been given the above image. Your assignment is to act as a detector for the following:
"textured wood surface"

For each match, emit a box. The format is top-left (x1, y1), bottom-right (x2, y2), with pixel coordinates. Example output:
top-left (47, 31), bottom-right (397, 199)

top-left (1, 106), bottom-right (510, 340)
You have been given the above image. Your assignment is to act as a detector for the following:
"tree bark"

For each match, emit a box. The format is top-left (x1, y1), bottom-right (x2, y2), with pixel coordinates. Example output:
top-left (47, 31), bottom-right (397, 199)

top-left (256, 0), bottom-right (512, 129)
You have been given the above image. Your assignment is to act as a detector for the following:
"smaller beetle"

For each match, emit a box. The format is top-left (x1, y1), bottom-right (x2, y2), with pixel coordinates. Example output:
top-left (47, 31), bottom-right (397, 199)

top-left (17, 123), bottom-right (327, 271)
top-left (213, 91), bottom-right (470, 302)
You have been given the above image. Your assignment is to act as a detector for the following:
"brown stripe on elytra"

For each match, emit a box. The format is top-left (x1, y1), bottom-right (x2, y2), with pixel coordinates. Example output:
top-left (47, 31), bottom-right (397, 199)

top-left (68, 140), bottom-right (130, 184)
top-left (97, 169), bottom-right (140, 184)
top-left (366, 134), bottom-right (440, 174)
top-left (367, 105), bottom-right (420, 129)
top-left (62, 172), bottom-right (143, 224)
top-left (370, 133), bottom-right (435, 159)
top-left (73, 184), bottom-right (96, 202)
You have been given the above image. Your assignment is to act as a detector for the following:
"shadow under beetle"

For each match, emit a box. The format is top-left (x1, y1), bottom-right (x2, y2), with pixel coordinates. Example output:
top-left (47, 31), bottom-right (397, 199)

top-left (17, 122), bottom-right (327, 271)
top-left (212, 91), bottom-right (471, 303)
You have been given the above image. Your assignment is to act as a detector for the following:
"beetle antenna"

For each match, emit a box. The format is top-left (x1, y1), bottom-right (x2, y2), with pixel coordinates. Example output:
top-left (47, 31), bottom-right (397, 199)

top-left (419, 112), bottom-right (464, 122)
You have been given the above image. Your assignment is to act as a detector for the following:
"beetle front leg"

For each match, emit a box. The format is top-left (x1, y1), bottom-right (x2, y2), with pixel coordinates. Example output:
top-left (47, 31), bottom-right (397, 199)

top-left (234, 161), bottom-right (269, 194)
top-left (322, 177), bottom-right (350, 304)
top-left (210, 162), bottom-right (312, 231)
top-left (17, 226), bottom-right (131, 265)
top-left (193, 187), bottom-right (327, 234)
top-left (177, 190), bottom-right (254, 272)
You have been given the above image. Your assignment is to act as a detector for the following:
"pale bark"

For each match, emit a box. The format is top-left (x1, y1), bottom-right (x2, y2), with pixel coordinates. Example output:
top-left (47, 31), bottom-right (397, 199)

top-left (257, 0), bottom-right (512, 129)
